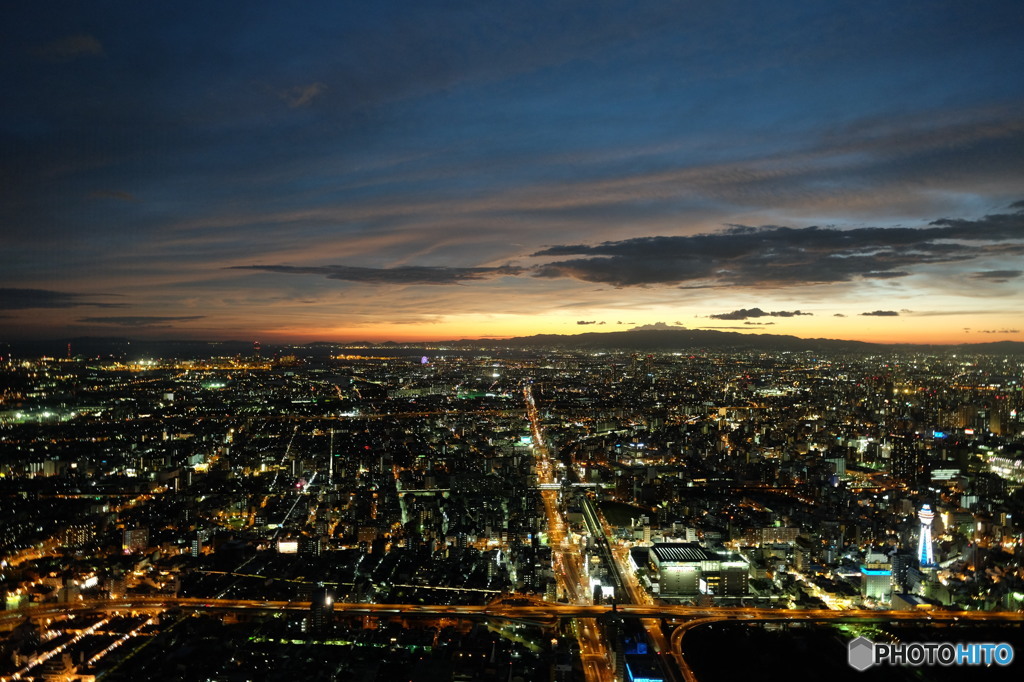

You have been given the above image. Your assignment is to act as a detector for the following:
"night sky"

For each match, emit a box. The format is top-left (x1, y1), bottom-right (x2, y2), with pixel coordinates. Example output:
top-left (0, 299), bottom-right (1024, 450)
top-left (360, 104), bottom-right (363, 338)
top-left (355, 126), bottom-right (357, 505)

top-left (3, 1), bottom-right (1023, 344)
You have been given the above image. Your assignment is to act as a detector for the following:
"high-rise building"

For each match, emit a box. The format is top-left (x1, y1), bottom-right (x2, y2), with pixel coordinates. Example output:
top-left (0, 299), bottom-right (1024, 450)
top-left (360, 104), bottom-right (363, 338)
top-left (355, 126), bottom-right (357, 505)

top-left (917, 504), bottom-right (936, 567)
top-left (191, 528), bottom-right (210, 556)
top-left (59, 523), bottom-right (94, 549)
top-left (122, 528), bottom-right (149, 554)
top-left (309, 586), bottom-right (335, 634)
top-left (889, 550), bottom-right (913, 591)
top-left (860, 551), bottom-right (892, 602)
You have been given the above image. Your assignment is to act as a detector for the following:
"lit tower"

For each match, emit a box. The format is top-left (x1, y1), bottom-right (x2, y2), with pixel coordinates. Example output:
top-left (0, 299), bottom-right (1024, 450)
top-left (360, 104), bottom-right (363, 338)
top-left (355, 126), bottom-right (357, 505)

top-left (917, 504), bottom-right (936, 567)
top-left (328, 428), bottom-right (334, 487)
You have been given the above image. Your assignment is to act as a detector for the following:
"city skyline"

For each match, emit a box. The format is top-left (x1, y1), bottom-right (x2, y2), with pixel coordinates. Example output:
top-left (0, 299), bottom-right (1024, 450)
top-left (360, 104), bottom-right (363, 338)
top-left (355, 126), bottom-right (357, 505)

top-left (3, 2), bottom-right (1024, 344)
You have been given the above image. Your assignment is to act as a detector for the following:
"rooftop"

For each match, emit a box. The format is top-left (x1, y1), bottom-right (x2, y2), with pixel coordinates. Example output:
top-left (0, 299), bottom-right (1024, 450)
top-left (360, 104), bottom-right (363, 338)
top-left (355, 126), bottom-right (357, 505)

top-left (650, 543), bottom-right (714, 563)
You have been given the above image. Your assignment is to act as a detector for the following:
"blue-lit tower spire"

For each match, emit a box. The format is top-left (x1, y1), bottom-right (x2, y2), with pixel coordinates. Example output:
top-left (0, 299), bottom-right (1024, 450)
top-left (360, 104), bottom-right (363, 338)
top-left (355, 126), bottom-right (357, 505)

top-left (917, 504), bottom-right (936, 567)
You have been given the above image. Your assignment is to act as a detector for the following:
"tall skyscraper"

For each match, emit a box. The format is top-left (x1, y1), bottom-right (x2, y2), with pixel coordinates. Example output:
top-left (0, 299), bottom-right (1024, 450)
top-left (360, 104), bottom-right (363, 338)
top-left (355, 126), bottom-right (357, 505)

top-left (917, 505), bottom-right (936, 567)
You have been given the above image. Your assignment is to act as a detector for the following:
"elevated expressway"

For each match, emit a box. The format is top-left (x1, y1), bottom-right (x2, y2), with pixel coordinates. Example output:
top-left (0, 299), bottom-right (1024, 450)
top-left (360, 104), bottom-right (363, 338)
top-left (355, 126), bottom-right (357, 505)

top-left (8, 598), bottom-right (1020, 627)
top-left (5, 597), bottom-right (1021, 682)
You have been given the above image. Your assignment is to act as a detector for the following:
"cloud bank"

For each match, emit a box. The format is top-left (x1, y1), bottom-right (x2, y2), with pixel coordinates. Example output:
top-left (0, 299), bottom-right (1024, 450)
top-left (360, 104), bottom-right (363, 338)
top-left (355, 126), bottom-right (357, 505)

top-left (234, 204), bottom-right (1024, 297)
top-left (530, 205), bottom-right (1024, 287)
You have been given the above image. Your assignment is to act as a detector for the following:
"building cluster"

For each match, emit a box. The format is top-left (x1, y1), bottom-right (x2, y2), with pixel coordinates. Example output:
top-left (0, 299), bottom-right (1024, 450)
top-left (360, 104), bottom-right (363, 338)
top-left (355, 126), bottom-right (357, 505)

top-left (0, 346), bottom-right (1022, 679)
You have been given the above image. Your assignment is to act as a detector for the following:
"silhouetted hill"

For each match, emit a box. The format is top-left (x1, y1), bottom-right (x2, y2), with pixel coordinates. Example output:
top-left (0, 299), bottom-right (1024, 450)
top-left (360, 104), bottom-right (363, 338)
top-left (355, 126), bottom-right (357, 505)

top-left (948, 340), bottom-right (1024, 354)
top-left (2, 331), bottom-right (1022, 358)
top-left (458, 328), bottom-right (878, 352)
top-left (452, 329), bottom-right (1024, 354)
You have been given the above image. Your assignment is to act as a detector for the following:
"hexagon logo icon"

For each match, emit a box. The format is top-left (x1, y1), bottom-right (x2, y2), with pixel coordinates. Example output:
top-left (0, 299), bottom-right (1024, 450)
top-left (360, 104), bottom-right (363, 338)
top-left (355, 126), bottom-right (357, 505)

top-left (848, 636), bottom-right (875, 671)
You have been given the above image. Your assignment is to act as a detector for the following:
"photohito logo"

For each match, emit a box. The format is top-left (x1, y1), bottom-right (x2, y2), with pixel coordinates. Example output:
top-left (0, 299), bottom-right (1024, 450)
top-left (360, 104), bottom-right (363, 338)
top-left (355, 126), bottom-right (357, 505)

top-left (848, 636), bottom-right (1014, 671)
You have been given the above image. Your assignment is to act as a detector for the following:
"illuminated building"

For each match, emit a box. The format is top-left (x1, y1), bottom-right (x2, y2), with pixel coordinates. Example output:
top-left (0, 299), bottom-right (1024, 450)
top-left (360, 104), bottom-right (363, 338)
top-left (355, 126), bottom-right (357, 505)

top-left (625, 654), bottom-right (665, 682)
top-left (309, 586), bottom-right (335, 633)
top-left (860, 552), bottom-right (892, 602)
top-left (648, 543), bottom-right (748, 597)
top-left (889, 550), bottom-right (913, 591)
top-left (59, 524), bottom-right (94, 549)
top-left (122, 528), bottom-right (149, 554)
top-left (918, 504), bottom-right (936, 567)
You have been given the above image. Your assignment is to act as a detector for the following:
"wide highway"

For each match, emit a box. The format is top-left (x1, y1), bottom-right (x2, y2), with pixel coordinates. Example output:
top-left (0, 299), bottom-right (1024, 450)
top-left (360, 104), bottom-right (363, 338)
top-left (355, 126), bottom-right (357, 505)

top-left (5, 597), bottom-right (1020, 627)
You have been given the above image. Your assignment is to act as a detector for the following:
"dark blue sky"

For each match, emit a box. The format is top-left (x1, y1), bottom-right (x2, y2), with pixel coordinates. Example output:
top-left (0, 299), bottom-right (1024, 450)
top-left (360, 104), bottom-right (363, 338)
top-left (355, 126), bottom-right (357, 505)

top-left (2, 1), bottom-right (1023, 342)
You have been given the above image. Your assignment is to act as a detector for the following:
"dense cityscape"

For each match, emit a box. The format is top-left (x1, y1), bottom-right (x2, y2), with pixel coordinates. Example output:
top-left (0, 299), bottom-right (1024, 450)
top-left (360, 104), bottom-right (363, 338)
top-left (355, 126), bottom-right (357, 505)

top-left (0, 341), bottom-right (1021, 681)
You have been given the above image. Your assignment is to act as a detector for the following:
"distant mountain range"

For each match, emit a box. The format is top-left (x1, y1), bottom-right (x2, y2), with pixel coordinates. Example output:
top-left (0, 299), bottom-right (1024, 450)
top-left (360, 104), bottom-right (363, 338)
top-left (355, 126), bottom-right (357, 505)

top-left (1, 329), bottom-right (1023, 358)
top-left (461, 328), bottom-right (874, 352)
top-left (452, 328), bottom-right (1024, 354)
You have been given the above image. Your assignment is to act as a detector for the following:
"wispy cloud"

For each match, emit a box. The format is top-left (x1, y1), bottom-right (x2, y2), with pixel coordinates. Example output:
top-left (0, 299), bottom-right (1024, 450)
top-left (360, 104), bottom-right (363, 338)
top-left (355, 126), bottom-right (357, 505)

top-left (32, 34), bottom-right (103, 61)
top-left (229, 263), bottom-right (524, 285)
top-left (910, 309), bottom-right (1005, 317)
top-left (860, 310), bottom-right (900, 317)
top-left (229, 204), bottom-right (1024, 301)
top-left (281, 82), bottom-right (326, 108)
top-left (0, 288), bottom-right (123, 310)
top-left (78, 315), bottom-right (205, 327)
top-left (89, 190), bottom-right (137, 202)
top-left (970, 270), bottom-right (1022, 281)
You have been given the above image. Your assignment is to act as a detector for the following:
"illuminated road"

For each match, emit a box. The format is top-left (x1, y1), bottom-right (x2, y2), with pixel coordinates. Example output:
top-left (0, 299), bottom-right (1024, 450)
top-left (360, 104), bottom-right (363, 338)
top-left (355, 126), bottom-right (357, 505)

top-left (5, 597), bottom-right (1022, 627)
top-left (665, 608), bottom-right (1024, 682)
top-left (524, 384), bottom-right (612, 682)
top-left (667, 617), bottom-right (719, 682)
top-left (4, 589), bottom-right (1021, 682)
top-left (578, 493), bottom-right (679, 682)
top-left (257, 409), bottom-right (526, 422)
